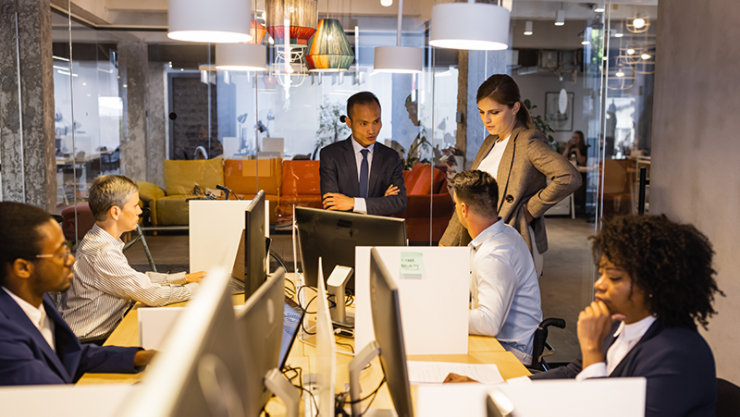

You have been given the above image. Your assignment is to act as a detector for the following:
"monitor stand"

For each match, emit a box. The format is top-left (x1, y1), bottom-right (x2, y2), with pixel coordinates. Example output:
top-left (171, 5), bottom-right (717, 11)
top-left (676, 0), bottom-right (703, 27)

top-left (264, 368), bottom-right (299, 417)
top-left (327, 265), bottom-right (354, 332)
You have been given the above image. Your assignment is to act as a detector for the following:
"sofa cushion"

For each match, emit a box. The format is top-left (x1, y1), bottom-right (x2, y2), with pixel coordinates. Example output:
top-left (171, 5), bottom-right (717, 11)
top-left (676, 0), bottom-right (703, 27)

top-left (155, 195), bottom-right (193, 226)
top-left (163, 157), bottom-right (224, 196)
top-left (224, 158), bottom-right (282, 196)
top-left (281, 160), bottom-right (321, 197)
top-left (406, 163), bottom-right (446, 195)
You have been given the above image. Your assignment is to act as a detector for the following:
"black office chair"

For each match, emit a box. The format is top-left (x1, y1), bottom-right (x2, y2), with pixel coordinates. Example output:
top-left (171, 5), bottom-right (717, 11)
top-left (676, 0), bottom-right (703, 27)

top-left (528, 317), bottom-right (566, 372)
top-left (717, 378), bottom-right (740, 417)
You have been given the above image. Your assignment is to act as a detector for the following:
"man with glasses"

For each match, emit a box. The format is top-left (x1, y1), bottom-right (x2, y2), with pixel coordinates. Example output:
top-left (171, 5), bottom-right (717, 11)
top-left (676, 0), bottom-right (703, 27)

top-left (0, 201), bottom-right (154, 385)
top-left (59, 175), bottom-right (204, 343)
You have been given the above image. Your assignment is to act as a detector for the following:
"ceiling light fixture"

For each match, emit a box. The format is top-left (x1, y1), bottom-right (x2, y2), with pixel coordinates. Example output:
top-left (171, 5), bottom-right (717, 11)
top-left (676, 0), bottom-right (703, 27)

top-left (641, 53), bottom-right (651, 60)
top-left (554, 7), bottom-right (565, 26)
top-left (626, 48), bottom-right (635, 55)
top-left (168, 0), bottom-right (252, 43)
top-left (524, 21), bottom-right (533, 36)
top-left (614, 32), bottom-right (624, 38)
top-left (594, 6), bottom-right (605, 13)
top-left (216, 43), bottom-right (267, 71)
top-left (430, 0), bottom-right (510, 50)
top-left (374, 0), bottom-right (422, 72)
top-left (632, 17), bottom-right (646, 29)
top-left (380, 0), bottom-right (393, 7)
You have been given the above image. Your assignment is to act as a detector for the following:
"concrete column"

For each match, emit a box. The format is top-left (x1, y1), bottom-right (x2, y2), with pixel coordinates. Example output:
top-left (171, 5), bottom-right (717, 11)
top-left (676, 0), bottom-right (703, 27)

top-left (0, 0), bottom-right (56, 210)
top-left (651, 0), bottom-right (740, 383)
top-left (146, 62), bottom-right (166, 188)
top-left (118, 41), bottom-right (148, 181)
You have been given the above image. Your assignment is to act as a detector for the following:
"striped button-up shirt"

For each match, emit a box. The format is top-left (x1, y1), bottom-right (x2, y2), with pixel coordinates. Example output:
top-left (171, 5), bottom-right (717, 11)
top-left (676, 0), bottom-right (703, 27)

top-left (59, 224), bottom-right (198, 340)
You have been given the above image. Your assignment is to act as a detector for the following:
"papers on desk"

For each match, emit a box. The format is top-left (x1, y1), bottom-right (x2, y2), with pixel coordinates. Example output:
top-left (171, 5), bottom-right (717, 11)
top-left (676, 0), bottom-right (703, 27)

top-left (407, 361), bottom-right (504, 385)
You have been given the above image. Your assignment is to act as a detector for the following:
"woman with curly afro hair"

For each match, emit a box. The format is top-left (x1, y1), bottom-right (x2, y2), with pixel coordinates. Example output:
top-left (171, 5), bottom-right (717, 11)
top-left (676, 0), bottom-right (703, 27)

top-left (532, 214), bottom-right (723, 417)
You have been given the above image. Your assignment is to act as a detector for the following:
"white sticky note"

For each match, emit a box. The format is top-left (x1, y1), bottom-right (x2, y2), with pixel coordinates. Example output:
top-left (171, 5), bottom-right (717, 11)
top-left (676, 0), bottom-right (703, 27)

top-left (400, 251), bottom-right (423, 279)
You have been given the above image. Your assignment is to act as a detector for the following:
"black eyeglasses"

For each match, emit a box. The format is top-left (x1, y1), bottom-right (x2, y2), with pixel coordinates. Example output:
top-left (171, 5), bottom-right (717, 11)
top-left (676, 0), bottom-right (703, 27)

top-left (35, 242), bottom-right (73, 264)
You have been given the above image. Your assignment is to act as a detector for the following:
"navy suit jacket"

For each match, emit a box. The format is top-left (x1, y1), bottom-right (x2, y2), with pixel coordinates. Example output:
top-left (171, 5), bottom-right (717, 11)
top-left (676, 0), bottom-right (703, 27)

top-left (319, 137), bottom-right (407, 216)
top-left (531, 321), bottom-right (717, 417)
top-left (0, 290), bottom-right (141, 386)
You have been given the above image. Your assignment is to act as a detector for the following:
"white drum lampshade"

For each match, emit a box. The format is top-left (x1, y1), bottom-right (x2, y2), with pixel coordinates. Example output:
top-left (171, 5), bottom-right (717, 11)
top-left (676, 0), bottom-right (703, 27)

top-left (216, 44), bottom-right (267, 71)
top-left (374, 46), bottom-right (422, 73)
top-left (168, 0), bottom-right (252, 43)
top-left (430, 2), bottom-right (510, 50)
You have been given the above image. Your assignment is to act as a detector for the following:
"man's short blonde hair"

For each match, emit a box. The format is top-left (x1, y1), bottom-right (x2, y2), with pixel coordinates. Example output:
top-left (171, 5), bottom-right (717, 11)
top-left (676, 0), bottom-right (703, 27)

top-left (88, 175), bottom-right (139, 221)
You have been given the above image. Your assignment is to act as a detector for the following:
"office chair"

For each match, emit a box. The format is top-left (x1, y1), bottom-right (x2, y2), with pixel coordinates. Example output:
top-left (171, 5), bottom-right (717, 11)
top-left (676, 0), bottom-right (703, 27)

top-left (528, 317), bottom-right (566, 372)
top-left (717, 378), bottom-right (740, 417)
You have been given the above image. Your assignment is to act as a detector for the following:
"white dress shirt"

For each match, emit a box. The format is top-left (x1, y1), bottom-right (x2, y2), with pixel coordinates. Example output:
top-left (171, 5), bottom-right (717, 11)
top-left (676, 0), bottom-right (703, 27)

top-left (350, 137), bottom-right (375, 214)
top-left (468, 219), bottom-right (543, 364)
top-left (3, 287), bottom-right (56, 351)
top-left (576, 315), bottom-right (657, 381)
top-left (59, 224), bottom-right (198, 340)
top-left (476, 135), bottom-right (510, 180)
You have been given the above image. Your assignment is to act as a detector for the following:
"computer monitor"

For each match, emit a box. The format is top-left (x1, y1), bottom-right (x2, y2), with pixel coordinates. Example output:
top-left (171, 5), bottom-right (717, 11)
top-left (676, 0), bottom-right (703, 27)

top-left (295, 206), bottom-right (407, 292)
top-left (235, 267), bottom-right (289, 416)
top-left (280, 297), bottom-right (304, 369)
top-left (116, 268), bottom-right (249, 417)
top-left (231, 190), bottom-right (268, 300)
top-left (348, 248), bottom-right (414, 417)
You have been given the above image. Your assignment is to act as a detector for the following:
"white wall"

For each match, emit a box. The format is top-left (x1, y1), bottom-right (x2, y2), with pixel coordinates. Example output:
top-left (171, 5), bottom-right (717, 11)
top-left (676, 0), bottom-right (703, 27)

top-left (651, 0), bottom-right (740, 384)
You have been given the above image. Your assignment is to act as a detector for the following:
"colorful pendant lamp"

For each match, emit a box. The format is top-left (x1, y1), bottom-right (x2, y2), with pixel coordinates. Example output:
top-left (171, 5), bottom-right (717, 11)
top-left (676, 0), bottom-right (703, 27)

top-left (306, 19), bottom-right (354, 70)
top-left (266, 0), bottom-right (318, 47)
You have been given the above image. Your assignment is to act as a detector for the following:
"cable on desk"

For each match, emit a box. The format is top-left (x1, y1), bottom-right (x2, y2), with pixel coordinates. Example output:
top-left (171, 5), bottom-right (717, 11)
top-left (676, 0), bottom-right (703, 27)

top-left (335, 376), bottom-right (386, 415)
top-left (283, 365), bottom-right (319, 417)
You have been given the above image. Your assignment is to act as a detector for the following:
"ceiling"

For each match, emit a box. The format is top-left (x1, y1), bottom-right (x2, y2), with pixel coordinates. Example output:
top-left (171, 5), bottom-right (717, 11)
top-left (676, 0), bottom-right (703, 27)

top-left (50, 0), bottom-right (658, 48)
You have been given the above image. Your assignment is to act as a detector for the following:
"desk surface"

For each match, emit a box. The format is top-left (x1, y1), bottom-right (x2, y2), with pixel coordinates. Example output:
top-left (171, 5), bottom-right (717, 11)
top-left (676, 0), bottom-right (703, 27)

top-left (77, 286), bottom-right (531, 413)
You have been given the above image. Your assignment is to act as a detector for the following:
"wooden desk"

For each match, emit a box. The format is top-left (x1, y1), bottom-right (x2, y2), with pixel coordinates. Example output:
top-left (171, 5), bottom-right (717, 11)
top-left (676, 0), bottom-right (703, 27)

top-left (77, 287), bottom-right (531, 414)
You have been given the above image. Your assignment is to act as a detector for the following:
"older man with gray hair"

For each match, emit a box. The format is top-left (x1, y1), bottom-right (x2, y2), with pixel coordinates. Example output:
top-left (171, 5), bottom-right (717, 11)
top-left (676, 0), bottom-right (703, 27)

top-left (60, 175), bottom-right (204, 343)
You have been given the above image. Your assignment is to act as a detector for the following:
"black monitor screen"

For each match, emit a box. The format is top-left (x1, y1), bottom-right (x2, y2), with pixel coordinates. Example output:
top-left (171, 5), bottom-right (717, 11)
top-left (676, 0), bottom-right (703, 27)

top-left (279, 297), bottom-right (304, 370)
top-left (369, 247), bottom-right (414, 417)
top-left (244, 190), bottom-right (267, 300)
top-left (296, 206), bottom-right (407, 292)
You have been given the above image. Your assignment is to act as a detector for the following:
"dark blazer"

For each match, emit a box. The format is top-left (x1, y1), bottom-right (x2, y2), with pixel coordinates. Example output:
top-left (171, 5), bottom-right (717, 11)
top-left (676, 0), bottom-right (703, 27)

top-left (531, 321), bottom-right (717, 417)
top-left (440, 124), bottom-right (581, 253)
top-left (0, 290), bottom-right (141, 386)
top-left (319, 137), bottom-right (407, 216)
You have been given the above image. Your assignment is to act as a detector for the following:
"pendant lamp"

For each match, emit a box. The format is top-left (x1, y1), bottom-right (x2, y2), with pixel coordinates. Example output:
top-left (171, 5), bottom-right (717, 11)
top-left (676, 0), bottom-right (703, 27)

top-left (373, 0), bottom-right (422, 73)
top-left (306, 19), bottom-right (354, 71)
top-left (168, 0), bottom-right (252, 43)
top-left (430, 0), bottom-right (510, 50)
top-left (265, 0), bottom-right (318, 47)
top-left (216, 43), bottom-right (268, 72)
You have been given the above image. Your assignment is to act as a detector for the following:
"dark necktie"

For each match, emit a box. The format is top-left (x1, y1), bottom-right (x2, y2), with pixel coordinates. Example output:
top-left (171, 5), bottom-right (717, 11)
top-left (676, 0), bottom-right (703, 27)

top-left (359, 149), bottom-right (369, 198)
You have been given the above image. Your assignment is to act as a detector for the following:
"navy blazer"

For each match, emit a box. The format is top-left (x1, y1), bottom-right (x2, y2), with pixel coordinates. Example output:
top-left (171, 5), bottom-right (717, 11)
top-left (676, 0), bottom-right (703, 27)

top-left (531, 321), bottom-right (717, 417)
top-left (0, 289), bottom-right (141, 386)
top-left (319, 137), bottom-right (407, 215)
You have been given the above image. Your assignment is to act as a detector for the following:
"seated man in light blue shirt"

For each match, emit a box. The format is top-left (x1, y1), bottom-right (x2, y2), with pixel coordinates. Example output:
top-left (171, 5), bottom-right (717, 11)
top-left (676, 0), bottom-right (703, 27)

top-left (449, 170), bottom-right (542, 364)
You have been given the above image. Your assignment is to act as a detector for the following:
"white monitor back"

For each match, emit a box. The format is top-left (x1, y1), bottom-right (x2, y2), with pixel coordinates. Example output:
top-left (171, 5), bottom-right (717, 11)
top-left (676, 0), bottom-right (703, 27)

top-left (189, 199), bottom-right (269, 273)
top-left (355, 246), bottom-right (470, 355)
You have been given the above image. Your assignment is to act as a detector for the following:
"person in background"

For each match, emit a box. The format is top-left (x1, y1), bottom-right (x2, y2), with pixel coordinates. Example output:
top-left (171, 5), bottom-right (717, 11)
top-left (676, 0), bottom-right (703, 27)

top-left (563, 130), bottom-right (587, 166)
top-left (440, 74), bottom-right (581, 276)
top-left (531, 214), bottom-right (721, 417)
top-left (450, 170), bottom-right (542, 364)
top-left (60, 175), bottom-right (204, 343)
top-left (0, 202), bottom-right (154, 386)
top-left (319, 91), bottom-right (407, 216)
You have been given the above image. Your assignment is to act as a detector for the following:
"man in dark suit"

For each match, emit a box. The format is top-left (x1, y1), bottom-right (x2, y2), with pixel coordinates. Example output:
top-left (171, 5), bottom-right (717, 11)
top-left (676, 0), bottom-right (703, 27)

top-left (0, 202), bottom-right (154, 386)
top-left (320, 91), bottom-right (407, 216)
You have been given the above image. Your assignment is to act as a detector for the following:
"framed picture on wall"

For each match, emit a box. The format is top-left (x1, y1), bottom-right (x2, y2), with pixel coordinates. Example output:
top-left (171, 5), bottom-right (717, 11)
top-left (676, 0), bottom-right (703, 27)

top-left (544, 91), bottom-right (574, 131)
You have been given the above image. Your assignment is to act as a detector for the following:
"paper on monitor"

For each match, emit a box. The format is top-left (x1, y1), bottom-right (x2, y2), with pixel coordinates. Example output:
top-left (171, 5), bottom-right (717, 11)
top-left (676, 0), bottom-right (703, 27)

top-left (407, 361), bottom-right (504, 385)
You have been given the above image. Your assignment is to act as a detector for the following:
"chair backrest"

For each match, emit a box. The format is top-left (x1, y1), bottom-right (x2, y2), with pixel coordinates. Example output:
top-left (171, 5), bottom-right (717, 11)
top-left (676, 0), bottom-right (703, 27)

top-left (717, 378), bottom-right (740, 417)
top-left (61, 203), bottom-right (96, 243)
top-left (529, 317), bottom-right (566, 370)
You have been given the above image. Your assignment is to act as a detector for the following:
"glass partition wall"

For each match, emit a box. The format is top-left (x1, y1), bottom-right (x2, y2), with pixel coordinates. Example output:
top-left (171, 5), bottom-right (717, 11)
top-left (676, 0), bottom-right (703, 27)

top-left (8, 0), bottom-right (658, 362)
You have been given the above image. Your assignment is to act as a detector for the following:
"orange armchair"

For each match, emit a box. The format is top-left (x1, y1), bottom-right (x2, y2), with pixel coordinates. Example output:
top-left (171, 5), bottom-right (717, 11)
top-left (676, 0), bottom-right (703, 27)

top-left (277, 160), bottom-right (323, 222)
top-left (399, 163), bottom-right (454, 243)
